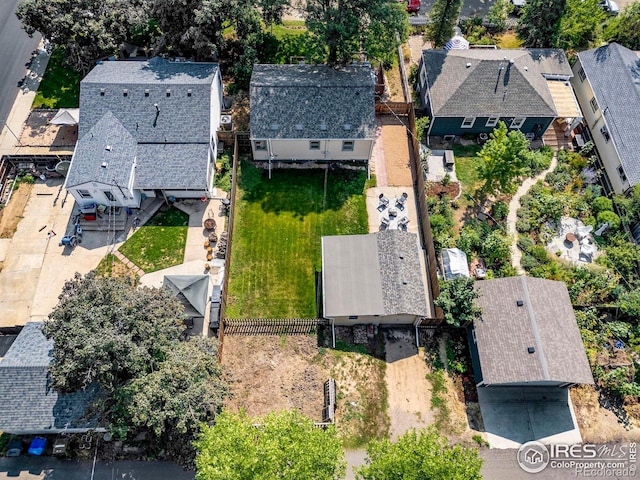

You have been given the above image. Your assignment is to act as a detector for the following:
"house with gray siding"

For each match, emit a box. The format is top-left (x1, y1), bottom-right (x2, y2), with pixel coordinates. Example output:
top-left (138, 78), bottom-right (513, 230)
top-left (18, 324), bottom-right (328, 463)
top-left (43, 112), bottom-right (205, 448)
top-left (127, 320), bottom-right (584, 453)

top-left (470, 277), bottom-right (594, 388)
top-left (65, 58), bottom-right (223, 208)
top-left (0, 323), bottom-right (103, 435)
top-left (321, 231), bottom-right (434, 331)
top-left (416, 49), bottom-right (581, 140)
top-left (572, 43), bottom-right (640, 194)
top-left (250, 64), bottom-right (376, 167)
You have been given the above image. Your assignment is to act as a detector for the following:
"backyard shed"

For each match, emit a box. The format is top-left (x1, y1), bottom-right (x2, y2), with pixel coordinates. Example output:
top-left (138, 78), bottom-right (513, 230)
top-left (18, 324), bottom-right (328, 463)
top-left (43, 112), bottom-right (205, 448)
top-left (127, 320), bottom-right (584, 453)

top-left (321, 231), bottom-right (433, 327)
top-left (441, 248), bottom-right (470, 280)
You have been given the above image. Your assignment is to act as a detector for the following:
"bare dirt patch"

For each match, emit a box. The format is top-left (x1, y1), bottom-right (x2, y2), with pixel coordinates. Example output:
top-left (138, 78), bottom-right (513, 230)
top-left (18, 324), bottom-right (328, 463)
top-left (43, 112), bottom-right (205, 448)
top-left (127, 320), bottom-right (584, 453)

top-left (571, 385), bottom-right (640, 444)
top-left (0, 183), bottom-right (33, 238)
top-left (379, 116), bottom-right (412, 187)
top-left (426, 181), bottom-right (462, 199)
top-left (19, 110), bottom-right (78, 147)
top-left (221, 334), bottom-right (390, 448)
top-left (228, 93), bottom-right (250, 131)
top-left (384, 65), bottom-right (405, 102)
top-left (222, 335), bottom-right (327, 420)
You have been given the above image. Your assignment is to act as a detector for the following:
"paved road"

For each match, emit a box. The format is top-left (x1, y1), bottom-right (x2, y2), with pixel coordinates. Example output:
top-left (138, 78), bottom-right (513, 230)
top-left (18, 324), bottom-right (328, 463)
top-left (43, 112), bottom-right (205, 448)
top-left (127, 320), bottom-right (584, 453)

top-left (0, 0), bottom-right (41, 127)
top-left (0, 457), bottom-right (194, 480)
top-left (410, 0), bottom-right (498, 25)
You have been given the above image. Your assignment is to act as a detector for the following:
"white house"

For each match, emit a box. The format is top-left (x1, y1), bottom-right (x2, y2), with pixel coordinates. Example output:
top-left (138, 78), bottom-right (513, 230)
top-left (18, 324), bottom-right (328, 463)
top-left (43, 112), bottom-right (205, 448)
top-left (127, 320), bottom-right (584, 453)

top-left (65, 57), bottom-right (223, 208)
top-left (572, 43), bottom-right (640, 194)
top-left (249, 64), bottom-right (376, 168)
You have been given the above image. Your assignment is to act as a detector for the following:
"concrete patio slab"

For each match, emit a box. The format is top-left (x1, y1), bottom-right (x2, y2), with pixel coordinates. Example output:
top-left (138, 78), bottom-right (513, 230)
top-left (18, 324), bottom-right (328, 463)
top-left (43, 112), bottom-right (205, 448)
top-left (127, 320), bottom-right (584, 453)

top-left (366, 186), bottom-right (419, 235)
top-left (478, 386), bottom-right (582, 449)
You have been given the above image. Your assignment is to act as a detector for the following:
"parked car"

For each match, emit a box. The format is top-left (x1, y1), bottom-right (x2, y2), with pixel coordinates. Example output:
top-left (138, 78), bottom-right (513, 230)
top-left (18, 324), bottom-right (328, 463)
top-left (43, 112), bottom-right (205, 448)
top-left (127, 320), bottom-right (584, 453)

top-left (600, 0), bottom-right (620, 14)
top-left (407, 0), bottom-right (420, 13)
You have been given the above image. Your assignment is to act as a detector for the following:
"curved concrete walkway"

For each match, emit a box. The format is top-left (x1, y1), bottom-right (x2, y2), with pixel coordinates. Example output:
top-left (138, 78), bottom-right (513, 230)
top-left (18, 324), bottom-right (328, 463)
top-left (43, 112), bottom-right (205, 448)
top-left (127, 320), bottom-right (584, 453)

top-left (507, 154), bottom-right (558, 274)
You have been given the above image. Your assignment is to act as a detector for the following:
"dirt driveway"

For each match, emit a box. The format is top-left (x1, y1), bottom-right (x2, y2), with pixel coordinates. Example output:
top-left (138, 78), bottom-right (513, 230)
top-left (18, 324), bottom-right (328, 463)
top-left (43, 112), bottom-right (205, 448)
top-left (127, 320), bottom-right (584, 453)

top-left (383, 328), bottom-right (434, 441)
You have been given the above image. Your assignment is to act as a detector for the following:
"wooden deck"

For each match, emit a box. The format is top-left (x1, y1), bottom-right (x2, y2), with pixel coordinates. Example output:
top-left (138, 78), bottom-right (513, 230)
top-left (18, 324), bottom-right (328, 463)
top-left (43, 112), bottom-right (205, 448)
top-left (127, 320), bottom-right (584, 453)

top-left (542, 120), bottom-right (572, 151)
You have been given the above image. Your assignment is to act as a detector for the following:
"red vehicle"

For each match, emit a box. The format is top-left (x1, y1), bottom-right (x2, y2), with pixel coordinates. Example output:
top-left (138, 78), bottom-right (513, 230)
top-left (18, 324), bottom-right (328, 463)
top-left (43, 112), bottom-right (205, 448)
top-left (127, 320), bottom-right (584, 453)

top-left (406, 0), bottom-right (420, 13)
top-left (407, 0), bottom-right (420, 13)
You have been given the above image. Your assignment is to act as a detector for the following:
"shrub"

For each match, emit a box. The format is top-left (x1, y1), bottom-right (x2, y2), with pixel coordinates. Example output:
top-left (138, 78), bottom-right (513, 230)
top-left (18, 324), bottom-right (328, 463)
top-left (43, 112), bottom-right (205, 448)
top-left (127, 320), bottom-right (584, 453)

top-left (441, 173), bottom-right (451, 186)
top-left (597, 210), bottom-right (621, 230)
top-left (492, 200), bottom-right (508, 221)
top-left (516, 218), bottom-right (532, 234)
top-left (592, 196), bottom-right (614, 215)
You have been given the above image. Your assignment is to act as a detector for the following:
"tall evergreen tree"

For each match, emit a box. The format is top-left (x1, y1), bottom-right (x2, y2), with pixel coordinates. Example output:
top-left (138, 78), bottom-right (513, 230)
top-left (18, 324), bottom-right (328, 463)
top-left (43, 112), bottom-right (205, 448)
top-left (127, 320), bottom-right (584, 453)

top-left (426, 0), bottom-right (463, 48)
top-left (517, 0), bottom-right (567, 48)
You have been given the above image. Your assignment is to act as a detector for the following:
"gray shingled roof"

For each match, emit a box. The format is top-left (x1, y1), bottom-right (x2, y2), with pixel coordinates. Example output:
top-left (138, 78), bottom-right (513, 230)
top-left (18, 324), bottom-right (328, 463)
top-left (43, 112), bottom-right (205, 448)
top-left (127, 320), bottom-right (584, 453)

top-left (473, 277), bottom-right (594, 386)
top-left (135, 143), bottom-right (210, 190)
top-left (66, 112), bottom-right (136, 188)
top-left (577, 43), bottom-right (640, 186)
top-left (322, 231), bottom-right (429, 318)
top-left (422, 49), bottom-right (572, 118)
top-left (0, 323), bottom-right (101, 434)
top-left (79, 58), bottom-right (218, 143)
top-left (250, 64), bottom-right (376, 140)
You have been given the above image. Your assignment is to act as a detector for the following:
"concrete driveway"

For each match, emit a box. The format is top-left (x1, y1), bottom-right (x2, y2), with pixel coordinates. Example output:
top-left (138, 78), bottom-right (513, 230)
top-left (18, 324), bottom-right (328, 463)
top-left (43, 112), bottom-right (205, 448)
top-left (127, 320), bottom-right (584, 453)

top-left (478, 386), bottom-right (583, 448)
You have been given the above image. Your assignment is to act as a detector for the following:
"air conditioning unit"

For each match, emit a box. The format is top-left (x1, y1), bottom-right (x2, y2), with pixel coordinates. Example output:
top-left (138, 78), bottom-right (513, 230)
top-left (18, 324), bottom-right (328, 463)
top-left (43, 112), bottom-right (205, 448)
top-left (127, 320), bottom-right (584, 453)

top-left (220, 114), bottom-right (232, 131)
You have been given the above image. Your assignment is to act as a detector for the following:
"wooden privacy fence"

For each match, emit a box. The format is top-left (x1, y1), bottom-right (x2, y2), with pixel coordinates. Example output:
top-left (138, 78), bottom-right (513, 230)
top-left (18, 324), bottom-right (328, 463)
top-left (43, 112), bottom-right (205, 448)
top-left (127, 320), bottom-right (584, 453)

top-left (223, 318), bottom-right (321, 336)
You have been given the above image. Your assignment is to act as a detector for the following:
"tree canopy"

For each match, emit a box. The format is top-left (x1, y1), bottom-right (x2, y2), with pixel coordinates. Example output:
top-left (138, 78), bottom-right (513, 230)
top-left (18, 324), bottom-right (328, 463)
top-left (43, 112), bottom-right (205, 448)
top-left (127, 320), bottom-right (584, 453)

top-left (605, 2), bottom-right (640, 50)
top-left (356, 427), bottom-right (484, 480)
top-left (517, 0), bottom-right (567, 47)
top-left (557, 0), bottom-right (605, 51)
top-left (426, 0), bottom-right (463, 48)
top-left (304, 0), bottom-right (408, 66)
top-left (195, 410), bottom-right (346, 480)
top-left (434, 276), bottom-right (482, 327)
top-left (44, 272), bottom-right (226, 453)
top-left (476, 121), bottom-right (531, 197)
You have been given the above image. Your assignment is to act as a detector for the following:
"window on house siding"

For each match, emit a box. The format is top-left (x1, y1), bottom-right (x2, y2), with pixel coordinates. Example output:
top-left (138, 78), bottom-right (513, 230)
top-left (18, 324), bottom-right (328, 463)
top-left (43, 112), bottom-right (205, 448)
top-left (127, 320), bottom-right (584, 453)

top-left (486, 116), bottom-right (499, 127)
top-left (461, 117), bottom-right (475, 128)
top-left (104, 191), bottom-right (116, 202)
top-left (510, 117), bottom-right (526, 129)
top-left (590, 96), bottom-right (599, 114)
top-left (254, 140), bottom-right (267, 150)
top-left (309, 141), bottom-right (320, 150)
top-left (348, 315), bottom-right (358, 320)
top-left (78, 189), bottom-right (93, 199)
top-left (618, 165), bottom-right (627, 183)
top-left (342, 141), bottom-right (354, 151)
top-left (578, 67), bottom-right (586, 82)
top-left (420, 66), bottom-right (427, 88)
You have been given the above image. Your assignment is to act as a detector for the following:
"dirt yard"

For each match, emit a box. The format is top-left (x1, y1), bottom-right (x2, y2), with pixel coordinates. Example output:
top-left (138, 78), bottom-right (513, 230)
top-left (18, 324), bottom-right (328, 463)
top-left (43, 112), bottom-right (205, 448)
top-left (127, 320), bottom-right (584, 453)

top-left (221, 334), bottom-right (390, 448)
top-left (0, 183), bottom-right (32, 239)
top-left (19, 110), bottom-right (78, 147)
top-left (571, 385), bottom-right (640, 444)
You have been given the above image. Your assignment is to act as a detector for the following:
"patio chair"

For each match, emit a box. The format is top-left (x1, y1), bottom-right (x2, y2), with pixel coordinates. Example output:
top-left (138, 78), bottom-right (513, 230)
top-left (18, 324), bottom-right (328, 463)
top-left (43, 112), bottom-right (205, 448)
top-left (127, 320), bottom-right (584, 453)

top-left (396, 192), bottom-right (408, 210)
top-left (378, 194), bottom-right (389, 211)
top-left (380, 216), bottom-right (390, 230)
top-left (398, 216), bottom-right (410, 230)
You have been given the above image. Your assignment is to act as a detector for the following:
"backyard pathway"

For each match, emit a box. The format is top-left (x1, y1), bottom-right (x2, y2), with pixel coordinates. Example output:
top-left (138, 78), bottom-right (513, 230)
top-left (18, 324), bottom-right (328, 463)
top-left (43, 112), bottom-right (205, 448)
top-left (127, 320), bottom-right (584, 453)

top-left (507, 154), bottom-right (558, 274)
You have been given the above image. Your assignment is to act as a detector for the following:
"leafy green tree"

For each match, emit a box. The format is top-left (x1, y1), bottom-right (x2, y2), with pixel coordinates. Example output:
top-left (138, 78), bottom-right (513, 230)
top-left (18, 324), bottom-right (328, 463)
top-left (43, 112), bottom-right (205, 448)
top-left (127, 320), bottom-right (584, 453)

top-left (517, 0), bottom-right (567, 47)
top-left (592, 196), bottom-right (614, 215)
top-left (605, 2), bottom-right (640, 50)
top-left (426, 0), bottom-right (464, 47)
top-left (487, 0), bottom-right (514, 33)
top-left (614, 184), bottom-right (640, 225)
top-left (476, 122), bottom-right (530, 197)
top-left (304, 0), bottom-right (408, 66)
top-left (195, 410), bottom-right (346, 480)
top-left (597, 210), bottom-right (621, 230)
top-left (16, 0), bottom-right (135, 73)
top-left (619, 289), bottom-right (640, 321)
top-left (557, 0), bottom-right (605, 50)
top-left (356, 427), bottom-right (483, 480)
top-left (434, 276), bottom-right (481, 327)
top-left (259, 0), bottom-right (289, 28)
top-left (44, 272), bottom-right (227, 453)
top-left (596, 234), bottom-right (640, 281)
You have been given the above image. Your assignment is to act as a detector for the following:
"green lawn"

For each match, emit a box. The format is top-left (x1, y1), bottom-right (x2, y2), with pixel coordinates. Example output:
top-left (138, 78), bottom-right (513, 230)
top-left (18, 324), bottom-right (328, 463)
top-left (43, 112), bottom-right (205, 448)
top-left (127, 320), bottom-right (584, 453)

top-left (32, 48), bottom-right (81, 109)
top-left (452, 144), bottom-right (482, 210)
top-left (118, 207), bottom-right (189, 273)
top-left (226, 161), bottom-right (369, 318)
top-left (270, 20), bottom-right (307, 40)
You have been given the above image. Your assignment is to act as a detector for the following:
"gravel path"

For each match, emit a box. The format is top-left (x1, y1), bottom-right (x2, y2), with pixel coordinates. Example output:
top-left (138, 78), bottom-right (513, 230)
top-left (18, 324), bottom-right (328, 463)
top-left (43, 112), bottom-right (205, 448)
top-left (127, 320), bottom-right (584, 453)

top-left (507, 154), bottom-right (558, 274)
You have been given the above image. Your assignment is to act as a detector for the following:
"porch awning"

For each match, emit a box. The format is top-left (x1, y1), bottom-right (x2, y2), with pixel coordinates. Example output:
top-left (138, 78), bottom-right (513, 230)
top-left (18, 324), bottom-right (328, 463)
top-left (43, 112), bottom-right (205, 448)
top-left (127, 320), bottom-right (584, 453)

top-left (547, 80), bottom-right (581, 119)
top-left (50, 108), bottom-right (80, 125)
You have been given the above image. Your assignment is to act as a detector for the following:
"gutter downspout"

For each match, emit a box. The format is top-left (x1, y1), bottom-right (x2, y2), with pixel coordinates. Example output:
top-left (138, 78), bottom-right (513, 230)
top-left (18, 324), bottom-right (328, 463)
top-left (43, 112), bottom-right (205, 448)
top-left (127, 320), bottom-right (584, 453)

top-left (332, 319), bottom-right (336, 349)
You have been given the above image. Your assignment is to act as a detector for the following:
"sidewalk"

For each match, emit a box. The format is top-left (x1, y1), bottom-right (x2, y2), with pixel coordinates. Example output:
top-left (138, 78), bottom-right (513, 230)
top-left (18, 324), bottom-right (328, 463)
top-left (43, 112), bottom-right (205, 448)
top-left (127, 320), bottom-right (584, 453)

top-left (0, 45), bottom-right (50, 156)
